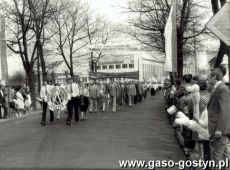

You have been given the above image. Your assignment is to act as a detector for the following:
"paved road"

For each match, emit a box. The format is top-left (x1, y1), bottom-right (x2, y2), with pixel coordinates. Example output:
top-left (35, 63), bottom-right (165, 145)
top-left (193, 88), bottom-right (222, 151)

top-left (0, 94), bottom-right (184, 169)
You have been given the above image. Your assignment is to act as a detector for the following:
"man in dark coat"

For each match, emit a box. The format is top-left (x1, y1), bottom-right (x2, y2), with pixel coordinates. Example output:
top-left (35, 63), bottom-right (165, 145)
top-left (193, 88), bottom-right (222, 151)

top-left (208, 68), bottom-right (230, 169)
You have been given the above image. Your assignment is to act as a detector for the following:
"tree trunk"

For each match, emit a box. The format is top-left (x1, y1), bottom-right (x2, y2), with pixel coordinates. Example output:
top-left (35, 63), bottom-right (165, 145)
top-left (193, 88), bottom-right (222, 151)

top-left (28, 70), bottom-right (37, 110)
top-left (214, 41), bottom-right (228, 68)
top-left (177, 34), bottom-right (184, 78)
top-left (37, 50), bottom-right (41, 93)
top-left (37, 39), bottom-right (47, 82)
top-left (70, 69), bottom-right (74, 78)
top-left (91, 51), bottom-right (94, 72)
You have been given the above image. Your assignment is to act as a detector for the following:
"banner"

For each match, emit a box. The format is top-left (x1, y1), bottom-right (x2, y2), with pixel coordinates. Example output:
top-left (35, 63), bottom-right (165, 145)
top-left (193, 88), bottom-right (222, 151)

top-left (164, 1), bottom-right (177, 72)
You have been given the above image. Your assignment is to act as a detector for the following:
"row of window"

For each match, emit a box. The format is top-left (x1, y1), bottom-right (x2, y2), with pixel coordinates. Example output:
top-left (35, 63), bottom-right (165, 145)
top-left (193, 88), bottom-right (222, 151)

top-left (97, 64), bottom-right (134, 70)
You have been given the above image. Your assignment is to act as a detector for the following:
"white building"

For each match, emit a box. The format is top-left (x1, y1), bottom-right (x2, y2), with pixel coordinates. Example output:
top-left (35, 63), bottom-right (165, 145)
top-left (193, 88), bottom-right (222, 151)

top-left (93, 44), bottom-right (164, 82)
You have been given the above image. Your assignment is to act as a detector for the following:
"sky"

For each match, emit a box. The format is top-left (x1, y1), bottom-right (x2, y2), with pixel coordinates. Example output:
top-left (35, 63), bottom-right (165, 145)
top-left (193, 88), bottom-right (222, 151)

top-left (87, 0), bottom-right (128, 23)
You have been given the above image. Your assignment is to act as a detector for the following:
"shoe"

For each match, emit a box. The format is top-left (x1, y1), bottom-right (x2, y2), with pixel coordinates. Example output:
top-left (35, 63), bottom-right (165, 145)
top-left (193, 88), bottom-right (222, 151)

top-left (40, 121), bottom-right (46, 126)
top-left (66, 121), bottom-right (71, 125)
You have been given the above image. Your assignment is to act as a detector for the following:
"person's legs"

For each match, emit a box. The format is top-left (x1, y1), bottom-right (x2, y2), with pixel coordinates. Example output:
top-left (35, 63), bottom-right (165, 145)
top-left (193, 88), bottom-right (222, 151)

top-left (89, 98), bottom-right (93, 112)
top-left (3, 103), bottom-right (7, 118)
top-left (41, 102), bottom-right (47, 124)
top-left (93, 98), bottom-right (98, 113)
top-left (74, 97), bottom-right (79, 121)
top-left (212, 136), bottom-right (229, 170)
top-left (66, 100), bottom-right (73, 124)
top-left (112, 96), bottom-right (116, 112)
top-left (57, 110), bottom-right (61, 120)
top-left (50, 110), bottom-right (54, 122)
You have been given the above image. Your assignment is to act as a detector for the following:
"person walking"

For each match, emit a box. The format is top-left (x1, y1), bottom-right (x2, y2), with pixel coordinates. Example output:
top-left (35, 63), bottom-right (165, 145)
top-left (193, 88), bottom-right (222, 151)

top-left (207, 68), bottom-right (230, 170)
top-left (109, 80), bottom-right (118, 112)
top-left (66, 78), bottom-right (80, 125)
top-left (40, 81), bottom-right (54, 125)
top-left (89, 80), bottom-right (99, 113)
top-left (80, 83), bottom-right (90, 120)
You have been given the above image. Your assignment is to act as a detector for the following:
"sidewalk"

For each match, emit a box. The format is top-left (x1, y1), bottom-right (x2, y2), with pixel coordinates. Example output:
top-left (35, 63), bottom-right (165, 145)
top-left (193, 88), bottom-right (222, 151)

top-left (0, 109), bottom-right (42, 123)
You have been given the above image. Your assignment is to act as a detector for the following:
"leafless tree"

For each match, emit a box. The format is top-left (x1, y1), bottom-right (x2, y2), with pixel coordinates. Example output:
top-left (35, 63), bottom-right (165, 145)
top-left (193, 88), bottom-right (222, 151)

top-left (85, 10), bottom-right (115, 72)
top-left (28, 0), bottom-right (58, 82)
top-left (48, 0), bottom-right (89, 78)
top-left (0, 0), bottom-right (39, 109)
top-left (123, 0), bottom-right (207, 77)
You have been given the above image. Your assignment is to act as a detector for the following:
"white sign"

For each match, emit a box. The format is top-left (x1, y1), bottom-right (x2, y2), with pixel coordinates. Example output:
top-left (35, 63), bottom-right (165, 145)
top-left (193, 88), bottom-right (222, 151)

top-left (47, 86), bottom-right (68, 111)
top-left (206, 2), bottom-right (230, 46)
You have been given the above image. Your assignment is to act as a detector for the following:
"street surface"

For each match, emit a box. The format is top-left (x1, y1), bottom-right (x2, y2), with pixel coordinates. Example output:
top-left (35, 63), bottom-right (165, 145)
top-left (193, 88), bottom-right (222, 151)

top-left (0, 94), bottom-right (184, 169)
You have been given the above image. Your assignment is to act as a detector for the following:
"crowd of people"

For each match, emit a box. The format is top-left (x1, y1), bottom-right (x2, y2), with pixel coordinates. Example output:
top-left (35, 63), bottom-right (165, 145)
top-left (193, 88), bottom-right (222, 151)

top-left (164, 67), bottom-right (230, 170)
top-left (39, 78), bottom-right (163, 126)
top-left (0, 84), bottom-right (32, 119)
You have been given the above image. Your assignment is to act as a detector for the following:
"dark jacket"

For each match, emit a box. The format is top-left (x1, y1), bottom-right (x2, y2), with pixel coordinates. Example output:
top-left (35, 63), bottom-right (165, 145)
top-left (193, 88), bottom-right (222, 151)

top-left (207, 82), bottom-right (230, 136)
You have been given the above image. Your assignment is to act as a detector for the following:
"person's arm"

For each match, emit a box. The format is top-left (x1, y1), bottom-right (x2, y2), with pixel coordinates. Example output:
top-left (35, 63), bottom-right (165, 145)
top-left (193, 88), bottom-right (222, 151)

top-left (198, 109), bottom-right (208, 128)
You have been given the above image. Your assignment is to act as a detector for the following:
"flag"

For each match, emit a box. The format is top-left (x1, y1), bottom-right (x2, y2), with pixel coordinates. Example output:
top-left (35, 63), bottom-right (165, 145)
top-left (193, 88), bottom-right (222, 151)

top-left (164, 1), bottom-right (177, 72)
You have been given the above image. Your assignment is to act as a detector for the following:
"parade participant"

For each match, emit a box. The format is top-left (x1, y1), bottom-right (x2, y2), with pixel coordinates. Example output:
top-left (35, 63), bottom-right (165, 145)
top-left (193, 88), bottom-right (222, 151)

top-left (53, 83), bottom-right (61, 120)
top-left (116, 82), bottom-right (123, 111)
top-left (109, 80), bottom-right (118, 112)
top-left (24, 88), bottom-right (32, 115)
top-left (0, 84), bottom-right (7, 119)
top-left (128, 81), bottom-right (136, 107)
top-left (40, 81), bottom-right (54, 125)
top-left (80, 83), bottom-right (89, 120)
top-left (89, 80), bottom-right (99, 113)
top-left (101, 83), bottom-right (109, 112)
top-left (66, 78), bottom-right (80, 125)
top-left (150, 82), bottom-right (156, 99)
top-left (207, 68), bottom-right (230, 169)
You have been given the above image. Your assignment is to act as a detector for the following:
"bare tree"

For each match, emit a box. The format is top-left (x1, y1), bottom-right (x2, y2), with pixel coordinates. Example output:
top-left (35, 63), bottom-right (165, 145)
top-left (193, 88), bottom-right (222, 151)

top-left (0, 0), bottom-right (38, 109)
top-left (85, 10), bottom-right (115, 72)
top-left (210, 0), bottom-right (229, 67)
top-left (28, 0), bottom-right (58, 82)
top-left (48, 0), bottom-right (89, 78)
top-left (123, 0), bottom-right (207, 77)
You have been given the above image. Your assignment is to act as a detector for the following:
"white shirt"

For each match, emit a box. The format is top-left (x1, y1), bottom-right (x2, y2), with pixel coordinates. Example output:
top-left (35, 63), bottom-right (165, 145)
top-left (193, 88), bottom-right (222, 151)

top-left (40, 85), bottom-right (52, 102)
top-left (66, 83), bottom-right (80, 99)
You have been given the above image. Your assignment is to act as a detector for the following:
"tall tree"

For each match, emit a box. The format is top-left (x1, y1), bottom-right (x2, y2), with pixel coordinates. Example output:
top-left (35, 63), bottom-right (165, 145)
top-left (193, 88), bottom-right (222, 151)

top-left (124, 0), bottom-right (206, 77)
top-left (28, 0), bottom-right (57, 82)
top-left (49, 0), bottom-right (89, 78)
top-left (85, 11), bottom-right (114, 72)
top-left (1, 0), bottom-right (38, 109)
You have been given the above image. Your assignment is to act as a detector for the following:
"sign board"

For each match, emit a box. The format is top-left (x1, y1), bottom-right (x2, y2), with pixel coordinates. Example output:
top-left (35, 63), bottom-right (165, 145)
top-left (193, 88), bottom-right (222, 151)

top-left (206, 2), bottom-right (230, 46)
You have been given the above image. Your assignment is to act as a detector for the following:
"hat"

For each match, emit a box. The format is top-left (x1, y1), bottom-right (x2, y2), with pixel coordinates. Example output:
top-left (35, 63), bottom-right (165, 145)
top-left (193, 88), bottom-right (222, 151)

top-left (201, 96), bottom-right (209, 105)
top-left (167, 105), bottom-right (177, 115)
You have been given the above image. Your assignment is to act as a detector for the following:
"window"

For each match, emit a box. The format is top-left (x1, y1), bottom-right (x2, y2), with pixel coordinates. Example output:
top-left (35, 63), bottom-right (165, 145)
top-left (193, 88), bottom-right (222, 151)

top-left (116, 64), bottom-right (121, 69)
top-left (97, 66), bottom-right (101, 70)
top-left (109, 65), bottom-right (114, 69)
top-left (102, 65), bottom-right (107, 69)
top-left (122, 64), bottom-right (127, 68)
top-left (129, 64), bottom-right (134, 68)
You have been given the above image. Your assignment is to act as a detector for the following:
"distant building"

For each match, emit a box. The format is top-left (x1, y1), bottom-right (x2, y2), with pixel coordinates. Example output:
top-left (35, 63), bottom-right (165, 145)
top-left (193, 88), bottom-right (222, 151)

top-left (92, 44), bottom-right (164, 82)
